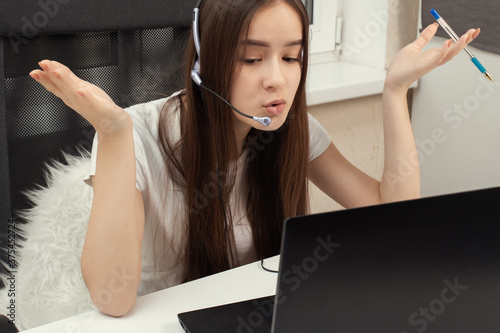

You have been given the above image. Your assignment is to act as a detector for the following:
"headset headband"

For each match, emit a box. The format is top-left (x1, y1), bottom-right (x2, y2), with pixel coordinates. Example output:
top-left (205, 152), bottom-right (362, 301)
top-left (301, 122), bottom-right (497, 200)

top-left (191, 0), bottom-right (203, 86)
top-left (193, 0), bottom-right (202, 58)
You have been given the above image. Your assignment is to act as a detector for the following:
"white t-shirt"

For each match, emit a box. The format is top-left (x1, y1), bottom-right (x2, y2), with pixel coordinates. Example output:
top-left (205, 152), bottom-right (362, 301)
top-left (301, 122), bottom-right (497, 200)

top-left (85, 91), bottom-right (332, 295)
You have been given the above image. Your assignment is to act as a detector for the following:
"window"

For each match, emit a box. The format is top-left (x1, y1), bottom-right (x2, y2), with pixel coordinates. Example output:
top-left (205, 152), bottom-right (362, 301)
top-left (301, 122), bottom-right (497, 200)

top-left (302, 0), bottom-right (314, 23)
top-left (305, 0), bottom-right (391, 106)
top-left (303, 0), bottom-right (340, 64)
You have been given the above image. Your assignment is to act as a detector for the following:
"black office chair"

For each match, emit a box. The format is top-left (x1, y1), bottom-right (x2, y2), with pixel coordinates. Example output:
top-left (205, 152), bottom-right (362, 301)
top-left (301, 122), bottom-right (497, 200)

top-left (0, 0), bottom-right (196, 329)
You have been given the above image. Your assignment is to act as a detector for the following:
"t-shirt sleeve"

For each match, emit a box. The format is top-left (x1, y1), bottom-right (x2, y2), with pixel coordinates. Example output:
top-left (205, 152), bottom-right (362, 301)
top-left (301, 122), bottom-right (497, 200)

top-left (83, 94), bottom-right (178, 192)
top-left (83, 133), bottom-right (98, 187)
top-left (308, 113), bottom-right (332, 161)
top-left (83, 126), bottom-right (146, 191)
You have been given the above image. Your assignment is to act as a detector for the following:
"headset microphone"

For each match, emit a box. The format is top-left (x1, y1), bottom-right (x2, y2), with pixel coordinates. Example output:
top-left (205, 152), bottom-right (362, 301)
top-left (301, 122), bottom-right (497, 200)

top-left (191, 0), bottom-right (271, 127)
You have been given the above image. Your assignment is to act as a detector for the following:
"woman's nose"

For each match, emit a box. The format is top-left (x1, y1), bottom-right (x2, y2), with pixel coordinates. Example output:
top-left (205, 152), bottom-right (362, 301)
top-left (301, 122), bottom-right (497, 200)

top-left (263, 60), bottom-right (286, 90)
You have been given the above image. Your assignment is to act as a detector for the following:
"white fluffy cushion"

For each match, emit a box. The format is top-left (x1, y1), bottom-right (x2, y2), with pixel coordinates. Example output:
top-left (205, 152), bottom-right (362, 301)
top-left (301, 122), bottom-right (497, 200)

top-left (0, 152), bottom-right (96, 330)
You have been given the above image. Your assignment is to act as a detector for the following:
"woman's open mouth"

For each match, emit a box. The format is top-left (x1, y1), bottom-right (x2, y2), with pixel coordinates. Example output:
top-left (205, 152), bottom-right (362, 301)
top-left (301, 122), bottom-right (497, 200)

top-left (264, 100), bottom-right (286, 115)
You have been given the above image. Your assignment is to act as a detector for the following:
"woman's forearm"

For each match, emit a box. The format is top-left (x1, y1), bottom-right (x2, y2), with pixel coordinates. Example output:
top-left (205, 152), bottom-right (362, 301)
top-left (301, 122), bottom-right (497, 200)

top-left (81, 126), bottom-right (144, 317)
top-left (380, 85), bottom-right (421, 203)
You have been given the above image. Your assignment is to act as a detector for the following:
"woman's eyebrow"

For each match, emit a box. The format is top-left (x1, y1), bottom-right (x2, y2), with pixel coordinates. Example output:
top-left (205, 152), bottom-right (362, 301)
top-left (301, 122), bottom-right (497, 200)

top-left (241, 39), bottom-right (303, 47)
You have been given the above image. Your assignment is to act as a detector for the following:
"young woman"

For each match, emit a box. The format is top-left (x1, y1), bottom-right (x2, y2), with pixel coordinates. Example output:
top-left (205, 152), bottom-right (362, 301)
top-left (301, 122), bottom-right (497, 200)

top-left (29, 0), bottom-right (479, 317)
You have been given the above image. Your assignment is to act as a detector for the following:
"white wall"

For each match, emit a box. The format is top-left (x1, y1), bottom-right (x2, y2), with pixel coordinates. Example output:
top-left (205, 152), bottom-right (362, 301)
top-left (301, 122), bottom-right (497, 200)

top-left (411, 37), bottom-right (500, 197)
top-left (340, 0), bottom-right (388, 69)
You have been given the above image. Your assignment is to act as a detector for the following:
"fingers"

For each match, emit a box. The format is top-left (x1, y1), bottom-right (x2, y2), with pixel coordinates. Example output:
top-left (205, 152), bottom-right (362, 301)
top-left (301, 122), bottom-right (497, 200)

top-left (440, 28), bottom-right (480, 64)
top-left (415, 22), bottom-right (480, 55)
top-left (30, 60), bottom-right (91, 109)
top-left (32, 62), bottom-right (104, 123)
top-left (413, 23), bottom-right (439, 50)
top-left (28, 59), bottom-right (130, 135)
top-left (471, 28), bottom-right (481, 40)
top-left (465, 28), bottom-right (480, 43)
top-left (30, 61), bottom-right (67, 98)
top-left (29, 68), bottom-right (64, 99)
top-left (39, 60), bottom-right (82, 92)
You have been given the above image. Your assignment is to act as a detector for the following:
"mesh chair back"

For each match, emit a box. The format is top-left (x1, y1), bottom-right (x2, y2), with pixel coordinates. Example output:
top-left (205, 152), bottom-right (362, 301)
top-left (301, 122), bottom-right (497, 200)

top-left (0, 0), bottom-right (196, 280)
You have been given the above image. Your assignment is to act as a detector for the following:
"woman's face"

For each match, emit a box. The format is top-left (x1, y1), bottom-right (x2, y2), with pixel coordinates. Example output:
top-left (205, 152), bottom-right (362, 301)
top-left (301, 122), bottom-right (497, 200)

top-left (230, 2), bottom-right (303, 136)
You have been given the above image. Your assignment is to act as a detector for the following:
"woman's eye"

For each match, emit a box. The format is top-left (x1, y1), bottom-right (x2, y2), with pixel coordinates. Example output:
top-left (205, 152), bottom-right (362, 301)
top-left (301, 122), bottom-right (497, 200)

top-left (244, 59), bottom-right (261, 65)
top-left (283, 57), bottom-right (300, 64)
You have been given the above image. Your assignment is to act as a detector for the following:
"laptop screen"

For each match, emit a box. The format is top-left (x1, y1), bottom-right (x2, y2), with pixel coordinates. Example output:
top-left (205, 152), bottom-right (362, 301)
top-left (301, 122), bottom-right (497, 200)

top-left (272, 186), bottom-right (500, 332)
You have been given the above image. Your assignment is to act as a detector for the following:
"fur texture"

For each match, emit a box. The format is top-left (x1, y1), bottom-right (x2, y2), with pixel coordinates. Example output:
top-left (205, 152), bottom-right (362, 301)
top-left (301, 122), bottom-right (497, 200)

top-left (0, 152), bottom-right (96, 330)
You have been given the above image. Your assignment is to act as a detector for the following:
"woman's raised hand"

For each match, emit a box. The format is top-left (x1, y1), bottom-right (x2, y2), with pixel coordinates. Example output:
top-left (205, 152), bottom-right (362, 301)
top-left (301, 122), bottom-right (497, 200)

top-left (385, 23), bottom-right (481, 94)
top-left (30, 60), bottom-right (132, 136)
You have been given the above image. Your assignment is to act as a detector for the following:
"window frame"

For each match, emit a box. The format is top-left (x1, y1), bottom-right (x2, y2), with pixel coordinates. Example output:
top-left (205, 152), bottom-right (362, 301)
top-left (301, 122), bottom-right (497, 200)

top-left (307, 0), bottom-right (340, 64)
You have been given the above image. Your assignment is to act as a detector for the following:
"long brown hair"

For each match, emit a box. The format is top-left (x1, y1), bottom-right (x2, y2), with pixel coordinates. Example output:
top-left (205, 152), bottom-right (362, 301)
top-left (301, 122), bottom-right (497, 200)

top-left (159, 0), bottom-right (310, 282)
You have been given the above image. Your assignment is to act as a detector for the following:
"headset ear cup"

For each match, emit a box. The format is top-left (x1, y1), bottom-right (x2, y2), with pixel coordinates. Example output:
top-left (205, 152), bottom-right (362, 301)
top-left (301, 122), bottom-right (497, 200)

top-left (192, 59), bottom-right (203, 86)
top-left (191, 70), bottom-right (203, 87)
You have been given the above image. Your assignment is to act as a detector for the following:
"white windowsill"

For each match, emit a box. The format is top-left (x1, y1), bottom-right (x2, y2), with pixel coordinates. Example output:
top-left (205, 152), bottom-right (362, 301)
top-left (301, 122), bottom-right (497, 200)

top-left (306, 61), bottom-right (387, 106)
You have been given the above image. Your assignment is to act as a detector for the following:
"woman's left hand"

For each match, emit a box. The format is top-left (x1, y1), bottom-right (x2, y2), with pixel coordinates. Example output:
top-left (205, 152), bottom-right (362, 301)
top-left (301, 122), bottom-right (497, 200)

top-left (385, 23), bottom-right (480, 93)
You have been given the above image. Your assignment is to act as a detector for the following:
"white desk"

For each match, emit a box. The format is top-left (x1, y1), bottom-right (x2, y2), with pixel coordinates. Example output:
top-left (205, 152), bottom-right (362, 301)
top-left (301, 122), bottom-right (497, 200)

top-left (23, 256), bottom-right (280, 333)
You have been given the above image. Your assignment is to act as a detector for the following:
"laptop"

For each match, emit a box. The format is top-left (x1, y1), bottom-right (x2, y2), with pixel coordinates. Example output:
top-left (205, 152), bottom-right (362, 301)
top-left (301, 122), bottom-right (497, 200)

top-left (178, 186), bottom-right (500, 332)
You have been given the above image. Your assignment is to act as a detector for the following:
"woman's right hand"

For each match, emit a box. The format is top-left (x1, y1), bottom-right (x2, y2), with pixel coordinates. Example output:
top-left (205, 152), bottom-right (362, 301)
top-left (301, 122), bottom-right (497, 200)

top-left (30, 60), bottom-right (132, 136)
top-left (31, 61), bottom-right (144, 316)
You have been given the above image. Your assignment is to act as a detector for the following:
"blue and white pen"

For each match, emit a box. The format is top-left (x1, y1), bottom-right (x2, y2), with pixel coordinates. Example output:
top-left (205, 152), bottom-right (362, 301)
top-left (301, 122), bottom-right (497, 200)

top-left (431, 9), bottom-right (493, 82)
